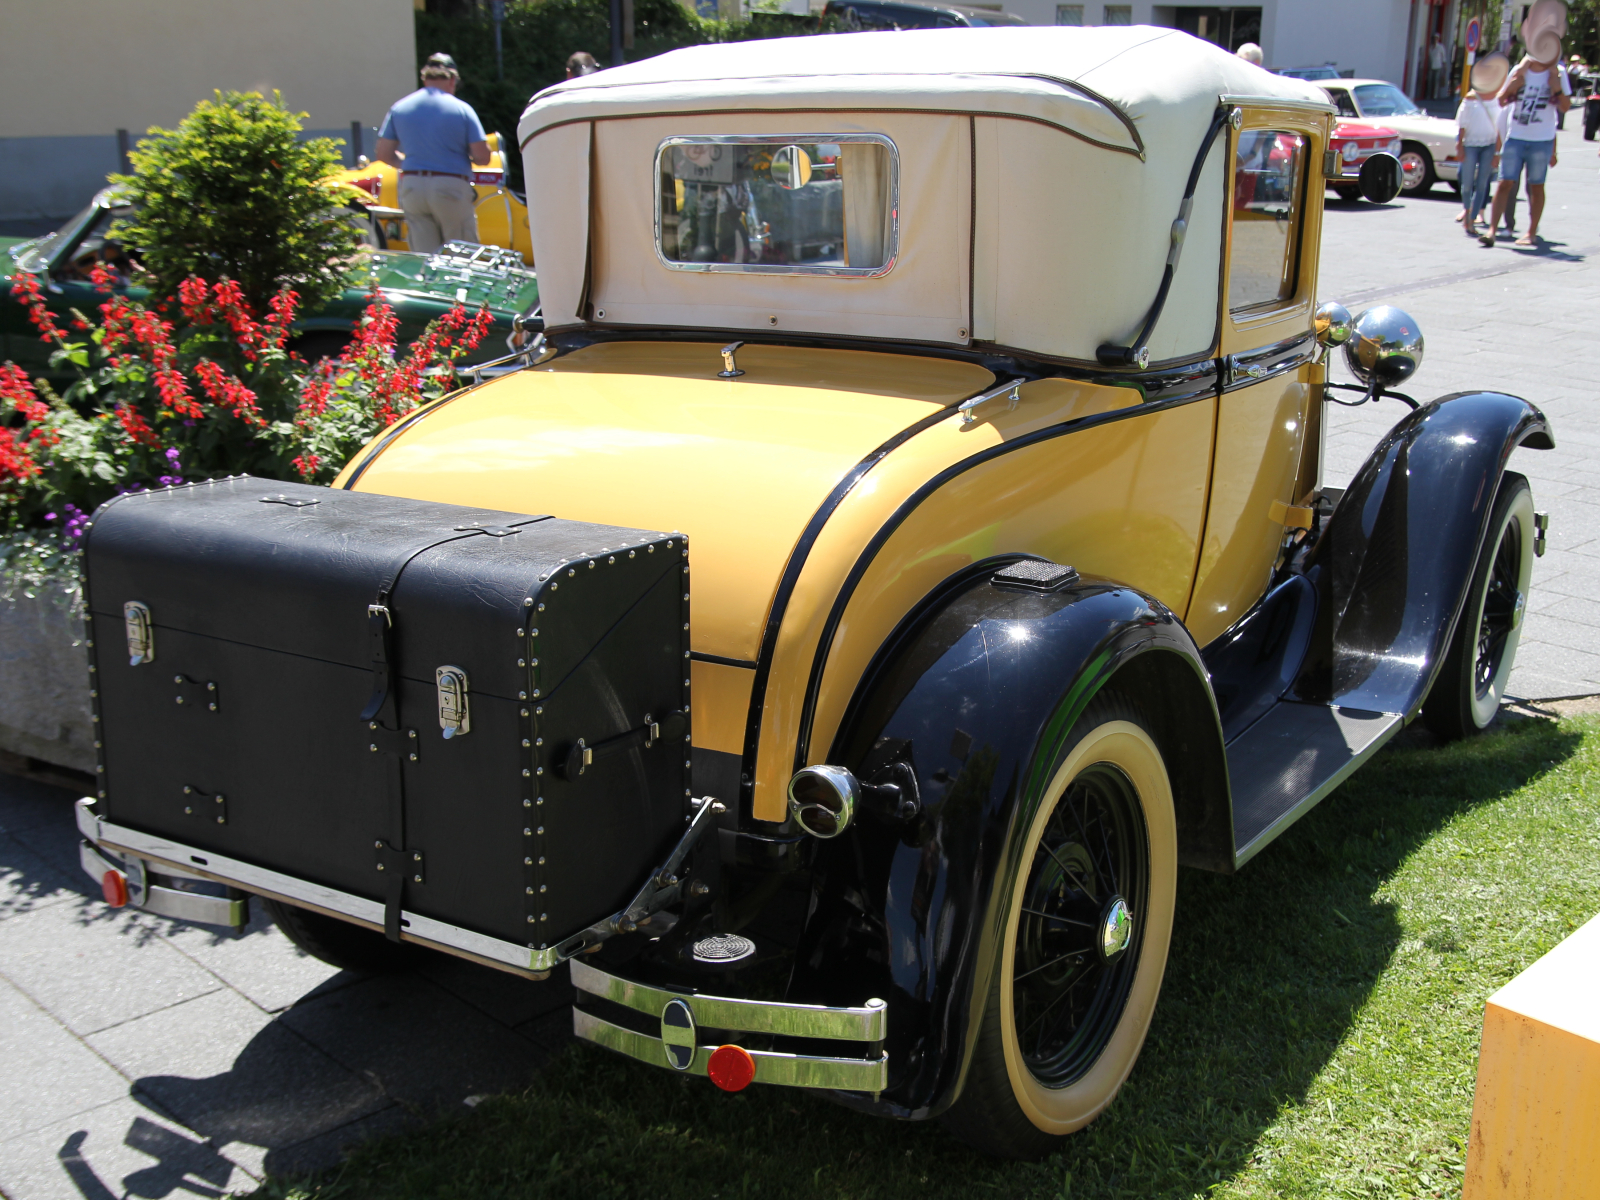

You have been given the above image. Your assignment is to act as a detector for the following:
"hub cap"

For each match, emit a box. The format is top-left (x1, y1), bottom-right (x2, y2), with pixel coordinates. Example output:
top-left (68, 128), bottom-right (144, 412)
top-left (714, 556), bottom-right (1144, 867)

top-left (1399, 150), bottom-right (1428, 191)
top-left (1012, 763), bottom-right (1149, 1088)
top-left (1099, 897), bottom-right (1134, 962)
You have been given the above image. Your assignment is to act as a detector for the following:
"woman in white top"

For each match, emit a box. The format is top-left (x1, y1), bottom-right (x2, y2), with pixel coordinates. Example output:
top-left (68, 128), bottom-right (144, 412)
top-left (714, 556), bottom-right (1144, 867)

top-left (1455, 87), bottom-right (1501, 232)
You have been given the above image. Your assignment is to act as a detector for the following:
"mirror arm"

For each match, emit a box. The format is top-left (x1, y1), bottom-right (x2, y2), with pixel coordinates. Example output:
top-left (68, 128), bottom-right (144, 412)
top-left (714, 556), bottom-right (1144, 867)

top-left (1097, 105), bottom-right (1232, 370)
top-left (1323, 380), bottom-right (1419, 410)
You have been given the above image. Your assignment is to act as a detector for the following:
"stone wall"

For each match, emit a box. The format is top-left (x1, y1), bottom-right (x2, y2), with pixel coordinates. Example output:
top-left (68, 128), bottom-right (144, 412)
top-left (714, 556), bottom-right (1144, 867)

top-left (0, 593), bottom-right (94, 773)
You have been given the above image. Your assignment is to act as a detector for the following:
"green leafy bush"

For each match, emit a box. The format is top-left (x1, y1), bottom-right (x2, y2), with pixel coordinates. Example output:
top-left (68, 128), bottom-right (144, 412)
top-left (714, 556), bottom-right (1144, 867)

top-left (113, 91), bottom-right (362, 316)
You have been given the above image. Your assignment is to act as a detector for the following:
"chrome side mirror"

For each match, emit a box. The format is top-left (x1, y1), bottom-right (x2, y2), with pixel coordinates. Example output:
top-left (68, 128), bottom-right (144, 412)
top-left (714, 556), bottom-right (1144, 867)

top-left (1314, 301), bottom-right (1352, 351)
top-left (1359, 153), bottom-right (1402, 204)
top-left (1344, 305), bottom-right (1424, 392)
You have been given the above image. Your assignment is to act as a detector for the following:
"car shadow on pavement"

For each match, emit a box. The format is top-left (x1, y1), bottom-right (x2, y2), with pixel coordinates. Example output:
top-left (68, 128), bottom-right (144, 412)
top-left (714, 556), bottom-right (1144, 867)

top-left (124, 939), bottom-right (577, 1179)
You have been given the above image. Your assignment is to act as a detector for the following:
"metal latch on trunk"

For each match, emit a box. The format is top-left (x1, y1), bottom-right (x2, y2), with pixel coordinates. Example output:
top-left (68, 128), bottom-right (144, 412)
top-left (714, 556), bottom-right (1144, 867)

top-left (435, 665), bottom-right (470, 738)
top-left (124, 601), bottom-right (154, 665)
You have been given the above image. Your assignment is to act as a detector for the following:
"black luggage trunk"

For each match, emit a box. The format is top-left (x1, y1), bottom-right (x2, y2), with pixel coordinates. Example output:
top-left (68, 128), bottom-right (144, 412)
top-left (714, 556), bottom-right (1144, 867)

top-left (82, 476), bottom-right (690, 956)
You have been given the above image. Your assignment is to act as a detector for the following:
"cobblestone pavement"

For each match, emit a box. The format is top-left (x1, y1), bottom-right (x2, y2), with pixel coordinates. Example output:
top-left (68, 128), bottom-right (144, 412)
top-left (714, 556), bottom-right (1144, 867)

top-left (1320, 118), bottom-right (1599, 700)
top-left (2, 118), bottom-right (1595, 1200)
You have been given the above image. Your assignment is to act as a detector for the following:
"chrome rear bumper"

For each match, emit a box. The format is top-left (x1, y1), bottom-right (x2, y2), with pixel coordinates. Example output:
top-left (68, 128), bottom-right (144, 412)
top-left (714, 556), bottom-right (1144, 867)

top-left (570, 958), bottom-right (889, 1093)
top-left (75, 797), bottom-right (555, 975)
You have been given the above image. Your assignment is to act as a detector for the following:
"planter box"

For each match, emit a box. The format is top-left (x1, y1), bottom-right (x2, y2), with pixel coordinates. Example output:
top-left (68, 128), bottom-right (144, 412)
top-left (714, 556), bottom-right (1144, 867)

top-left (0, 590), bottom-right (94, 776)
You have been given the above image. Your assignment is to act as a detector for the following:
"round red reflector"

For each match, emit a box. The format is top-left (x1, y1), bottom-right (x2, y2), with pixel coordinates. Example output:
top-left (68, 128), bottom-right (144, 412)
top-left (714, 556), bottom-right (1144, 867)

top-left (101, 870), bottom-right (128, 908)
top-left (707, 1044), bottom-right (756, 1093)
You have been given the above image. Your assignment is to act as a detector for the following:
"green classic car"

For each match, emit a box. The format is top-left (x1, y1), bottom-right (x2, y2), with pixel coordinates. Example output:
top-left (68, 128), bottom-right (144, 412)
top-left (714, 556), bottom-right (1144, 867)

top-left (0, 187), bottom-right (541, 374)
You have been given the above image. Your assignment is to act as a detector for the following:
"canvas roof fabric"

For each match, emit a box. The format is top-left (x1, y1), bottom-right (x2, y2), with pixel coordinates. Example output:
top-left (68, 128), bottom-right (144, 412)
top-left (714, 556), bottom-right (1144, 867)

top-left (518, 26), bottom-right (1330, 366)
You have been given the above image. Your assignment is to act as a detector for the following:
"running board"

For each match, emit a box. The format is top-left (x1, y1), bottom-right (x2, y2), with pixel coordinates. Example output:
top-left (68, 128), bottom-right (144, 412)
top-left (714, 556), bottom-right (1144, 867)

top-left (1228, 703), bottom-right (1402, 868)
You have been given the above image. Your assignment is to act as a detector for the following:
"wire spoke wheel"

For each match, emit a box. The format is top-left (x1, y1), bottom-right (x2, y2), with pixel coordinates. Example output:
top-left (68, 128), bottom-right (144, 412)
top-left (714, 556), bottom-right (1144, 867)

top-left (1012, 766), bottom-right (1148, 1087)
top-left (942, 694), bottom-right (1176, 1159)
top-left (1424, 472), bottom-right (1535, 740)
top-left (1474, 517), bottom-right (1524, 701)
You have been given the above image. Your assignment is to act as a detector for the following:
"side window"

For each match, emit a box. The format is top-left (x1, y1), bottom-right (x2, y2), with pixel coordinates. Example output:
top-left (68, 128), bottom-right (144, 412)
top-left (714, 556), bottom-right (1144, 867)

top-left (1324, 87), bottom-right (1359, 118)
top-left (1229, 130), bottom-right (1305, 313)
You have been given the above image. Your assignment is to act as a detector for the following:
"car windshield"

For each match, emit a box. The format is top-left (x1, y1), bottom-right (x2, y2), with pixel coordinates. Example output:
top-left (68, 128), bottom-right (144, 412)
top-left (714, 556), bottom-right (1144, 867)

top-left (12, 200), bottom-right (100, 273)
top-left (52, 203), bottom-right (139, 285)
top-left (1352, 84), bottom-right (1423, 118)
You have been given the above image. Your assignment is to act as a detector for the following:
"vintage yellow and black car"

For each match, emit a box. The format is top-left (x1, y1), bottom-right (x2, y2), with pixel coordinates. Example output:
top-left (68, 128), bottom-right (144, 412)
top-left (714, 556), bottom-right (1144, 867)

top-left (73, 27), bottom-right (1552, 1159)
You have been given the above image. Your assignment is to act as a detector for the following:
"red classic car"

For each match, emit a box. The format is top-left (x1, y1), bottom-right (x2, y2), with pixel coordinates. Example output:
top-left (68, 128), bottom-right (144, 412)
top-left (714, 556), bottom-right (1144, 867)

top-left (1328, 120), bottom-right (1402, 203)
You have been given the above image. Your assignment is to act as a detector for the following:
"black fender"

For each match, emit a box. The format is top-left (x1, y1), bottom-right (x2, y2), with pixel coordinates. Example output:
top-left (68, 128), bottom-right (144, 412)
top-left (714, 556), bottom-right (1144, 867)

top-left (786, 563), bottom-right (1229, 1119)
top-left (1293, 390), bottom-right (1552, 714)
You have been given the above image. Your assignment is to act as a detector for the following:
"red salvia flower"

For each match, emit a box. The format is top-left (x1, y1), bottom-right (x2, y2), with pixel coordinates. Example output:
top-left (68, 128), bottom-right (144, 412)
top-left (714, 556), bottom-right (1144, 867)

top-left (0, 363), bottom-right (50, 422)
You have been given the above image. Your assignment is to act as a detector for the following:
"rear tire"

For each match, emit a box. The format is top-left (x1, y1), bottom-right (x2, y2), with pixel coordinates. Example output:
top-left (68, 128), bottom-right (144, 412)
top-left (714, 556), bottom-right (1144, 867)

top-left (1423, 473), bottom-right (1534, 740)
top-left (262, 898), bottom-right (414, 973)
top-left (940, 694), bottom-right (1177, 1159)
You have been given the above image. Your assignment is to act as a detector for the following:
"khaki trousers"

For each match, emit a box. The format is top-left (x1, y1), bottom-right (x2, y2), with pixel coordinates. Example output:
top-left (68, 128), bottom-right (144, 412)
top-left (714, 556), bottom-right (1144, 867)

top-left (398, 174), bottom-right (479, 253)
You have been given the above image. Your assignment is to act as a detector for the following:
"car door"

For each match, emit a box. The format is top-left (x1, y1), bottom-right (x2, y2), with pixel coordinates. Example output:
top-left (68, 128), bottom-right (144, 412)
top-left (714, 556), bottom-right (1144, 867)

top-left (1185, 104), bottom-right (1329, 648)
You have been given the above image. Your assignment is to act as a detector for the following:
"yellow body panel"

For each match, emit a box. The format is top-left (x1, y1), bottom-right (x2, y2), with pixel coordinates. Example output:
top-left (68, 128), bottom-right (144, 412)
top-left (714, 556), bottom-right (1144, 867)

top-left (1185, 377), bottom-right (1309, 646)
top-left (755, 386), bottom-right (1213, 819)
top-left (1464, 913), bottom-right (1600, 1199)
top-left (339, 342), bottom-right (994, 760)
top-left (324, 133), bottom-right (534, 264)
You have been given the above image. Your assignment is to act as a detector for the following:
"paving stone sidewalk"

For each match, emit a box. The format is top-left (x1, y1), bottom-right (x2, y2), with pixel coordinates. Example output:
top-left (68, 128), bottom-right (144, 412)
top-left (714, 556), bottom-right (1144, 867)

top-left (2, 117), bottom-right (1596, 1200)
top-left (1319, 119), bottom-right (1600, 700)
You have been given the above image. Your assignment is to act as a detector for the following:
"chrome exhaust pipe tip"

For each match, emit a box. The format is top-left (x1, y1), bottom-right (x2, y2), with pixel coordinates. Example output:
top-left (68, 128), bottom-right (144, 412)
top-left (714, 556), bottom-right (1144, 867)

top-left (787, 765), bottom-right (859, 839)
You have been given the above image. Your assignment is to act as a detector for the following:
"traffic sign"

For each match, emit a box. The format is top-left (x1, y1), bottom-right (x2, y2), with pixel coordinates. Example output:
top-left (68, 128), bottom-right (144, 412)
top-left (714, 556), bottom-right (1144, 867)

top-left (1466, 17), bottom-right (1482, 51)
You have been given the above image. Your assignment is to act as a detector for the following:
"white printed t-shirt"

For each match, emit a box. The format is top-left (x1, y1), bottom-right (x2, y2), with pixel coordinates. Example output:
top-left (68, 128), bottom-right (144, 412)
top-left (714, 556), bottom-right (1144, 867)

top-left (1506, 67), bottom-right (1572, 141)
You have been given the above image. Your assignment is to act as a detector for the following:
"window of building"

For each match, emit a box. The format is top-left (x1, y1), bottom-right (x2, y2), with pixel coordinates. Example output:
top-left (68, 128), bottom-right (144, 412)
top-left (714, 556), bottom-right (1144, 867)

top-left (1056, 4), bottom-right (1084, 23)
top-left (1229, 130), bottom-right (1305, 312)
top-left (656, 135), bottom-right (898, 276)
top-left (1104, 4), bottom-right (1131, 23)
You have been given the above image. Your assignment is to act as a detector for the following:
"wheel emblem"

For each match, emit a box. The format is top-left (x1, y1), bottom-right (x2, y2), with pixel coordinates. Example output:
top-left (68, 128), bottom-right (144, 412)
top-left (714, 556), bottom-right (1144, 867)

top-left (661, 997), bottom-right (697, 1070)
top-left (1100, 896), bottom-right (1134, 962)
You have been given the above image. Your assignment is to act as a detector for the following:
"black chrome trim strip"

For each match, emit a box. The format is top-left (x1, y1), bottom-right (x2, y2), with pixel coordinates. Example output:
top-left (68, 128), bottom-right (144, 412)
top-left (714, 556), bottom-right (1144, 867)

top-left (739, 401), bottom-right (971, 815)
top-left (691, 651), bottom-right (758, 669)
top-left (790, 383), bottom-right (1221, 774)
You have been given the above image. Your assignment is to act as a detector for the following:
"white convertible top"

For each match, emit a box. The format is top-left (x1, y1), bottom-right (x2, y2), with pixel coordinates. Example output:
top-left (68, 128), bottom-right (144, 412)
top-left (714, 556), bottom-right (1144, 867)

top-left (518, 27), bottom-right (1329, 364)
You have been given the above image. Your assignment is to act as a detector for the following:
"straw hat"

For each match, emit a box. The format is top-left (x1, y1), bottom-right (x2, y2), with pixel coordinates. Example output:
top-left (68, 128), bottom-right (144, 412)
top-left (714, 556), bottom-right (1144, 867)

top-left (1471, 52), bottom-right (1511, 94)
top-left (1521, 0), bottom-right (1568, 64)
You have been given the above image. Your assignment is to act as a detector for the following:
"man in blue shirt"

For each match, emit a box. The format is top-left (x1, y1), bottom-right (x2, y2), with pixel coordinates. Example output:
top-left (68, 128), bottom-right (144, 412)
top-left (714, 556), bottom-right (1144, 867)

top-left (375, 59), bottom-right (490, 253)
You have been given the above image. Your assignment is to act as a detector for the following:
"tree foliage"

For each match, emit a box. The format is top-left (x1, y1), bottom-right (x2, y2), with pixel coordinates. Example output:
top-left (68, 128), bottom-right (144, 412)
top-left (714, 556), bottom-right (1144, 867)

top-left (415, 0), bottom-right (842, 191)
top-left (113, 92), bottom-right (362, 317)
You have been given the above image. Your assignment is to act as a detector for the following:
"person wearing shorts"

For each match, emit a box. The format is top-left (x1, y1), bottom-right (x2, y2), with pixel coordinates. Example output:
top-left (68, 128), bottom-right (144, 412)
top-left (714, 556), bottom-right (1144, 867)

top-left (375, 60), bottom-right (490, 254)
top-left (1482, 9), bottom-right (1572, 246)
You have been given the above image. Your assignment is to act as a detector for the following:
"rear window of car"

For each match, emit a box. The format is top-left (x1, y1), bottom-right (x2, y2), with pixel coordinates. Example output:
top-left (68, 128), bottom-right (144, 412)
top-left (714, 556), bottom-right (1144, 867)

top-left (656, 135), bottom-right (898, 277)
top-left (1321, 87), bottom-right (1359, 118)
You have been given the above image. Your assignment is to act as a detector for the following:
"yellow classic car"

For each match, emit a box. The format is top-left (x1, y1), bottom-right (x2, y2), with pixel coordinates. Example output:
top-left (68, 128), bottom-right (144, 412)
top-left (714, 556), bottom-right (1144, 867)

top-left (76, 27), bottom-right (1551, 1159)
top-left (325, 131), bottom-right (534, 264)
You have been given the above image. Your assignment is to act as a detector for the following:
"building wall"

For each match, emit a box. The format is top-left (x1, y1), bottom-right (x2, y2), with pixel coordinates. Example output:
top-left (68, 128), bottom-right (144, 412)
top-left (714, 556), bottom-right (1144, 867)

top-left (998, 1), bottom-right (1418, 85)
top-left (0, 0), bottom-right (416, 220)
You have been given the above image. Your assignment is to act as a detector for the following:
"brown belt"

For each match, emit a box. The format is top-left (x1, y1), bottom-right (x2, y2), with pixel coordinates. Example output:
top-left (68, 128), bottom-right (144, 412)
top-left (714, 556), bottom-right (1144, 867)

top-left (401, 170), bottom-right (469, 180)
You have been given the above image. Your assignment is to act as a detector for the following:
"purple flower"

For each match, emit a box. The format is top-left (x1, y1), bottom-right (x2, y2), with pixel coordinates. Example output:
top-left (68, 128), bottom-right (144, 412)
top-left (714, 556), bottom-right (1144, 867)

top-left (44, 512), bottom-right (56, 521)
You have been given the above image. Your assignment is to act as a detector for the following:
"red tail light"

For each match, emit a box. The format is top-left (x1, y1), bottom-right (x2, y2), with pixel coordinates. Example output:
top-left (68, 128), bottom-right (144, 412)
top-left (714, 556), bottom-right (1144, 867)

top-left (353, 175), bottom-right (382, 198)
top-left (707, 1044), bottom-right (756, 1092)
top-left (101, 870), bottom-right (129, 908)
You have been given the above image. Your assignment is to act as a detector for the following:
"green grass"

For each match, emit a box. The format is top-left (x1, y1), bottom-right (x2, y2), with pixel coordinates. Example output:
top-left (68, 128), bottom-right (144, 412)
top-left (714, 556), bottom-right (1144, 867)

top-left (259, 714), bottom-right (1600, 1200)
